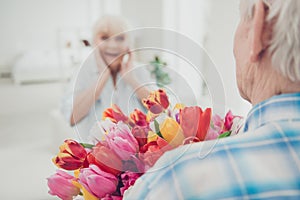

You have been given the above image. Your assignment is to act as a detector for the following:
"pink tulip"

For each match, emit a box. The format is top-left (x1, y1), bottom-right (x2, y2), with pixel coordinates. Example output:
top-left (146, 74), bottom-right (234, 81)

top-left (87, 141), bottom-right (123, 176)
top-left (79, 165), bottom-right (118, 199)
top-left (205, 114), bottom-right (224, 140)
top-left (224, 110), bottom-right (234, 131)
top-left (205, 127), bottom-right (221, 140)
top-left (206, 112), bottom-right (243, 140)
top-left (102, 194), bottom-right (122, 200)
top-left (211, 114), bottom-right (224, 133)
top-left (106, 122), bottom-right (139, 160)
top-left (120, 171), bottom-right (141, 195)
top-left (47, 170), bottom-right (80, 200)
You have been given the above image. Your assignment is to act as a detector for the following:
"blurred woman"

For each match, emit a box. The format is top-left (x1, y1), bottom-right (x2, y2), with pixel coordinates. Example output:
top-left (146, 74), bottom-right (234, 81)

top-left (61, 15), bottom-right (150, 141)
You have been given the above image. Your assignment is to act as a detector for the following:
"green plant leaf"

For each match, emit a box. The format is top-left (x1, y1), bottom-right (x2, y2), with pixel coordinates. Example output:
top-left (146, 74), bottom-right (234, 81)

top-left (80, 143), bottom-right (94, 149)
top-left (149, 55), bottom-right (171, 87)
top-left (154, 120), bottom-right (163, 138)
top-left (218, 131), bottom-right (231, 138)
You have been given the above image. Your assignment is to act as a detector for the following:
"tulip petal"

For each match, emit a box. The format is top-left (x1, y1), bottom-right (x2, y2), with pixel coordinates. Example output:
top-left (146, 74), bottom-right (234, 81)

top-left (89, 165), bottom-right (117, 180)
top-left (53, 153), bottom-right (84, 170)
top-left (160, 118), bottom-right (185, 147)
top-left (102, 104), bottom-right (128, 123)
top-left (88, 144), bottom-right (122, 175)
top-left (180, 106), bottom-right (212, 141)
top-left (73, 180), bottom-right (99, 200)
top-left (142, 89), bottom-right (170, 115)
top-left (86, 175), bottom-right (117, 198)
top-left (47, 170), bottom-right (80, 200)
top-left (196, 108), bottom-right (212, 141)
top-left (130, 109), bottom-right (148, 126)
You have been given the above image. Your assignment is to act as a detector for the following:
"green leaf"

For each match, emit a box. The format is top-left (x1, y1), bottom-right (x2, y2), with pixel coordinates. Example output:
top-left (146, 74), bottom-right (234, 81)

top-left (155, 56), bottom-right (160, 62)
top-left (154, 120), bottom-right (163, 138)
top-left (218, 131), bottom-right (231, 138)
top-left (157, 82), bottom-right (164, 87)
top-left (149, 56), bottom-right (171, 86)
top-left (80, 143), bottom-right (94, 149)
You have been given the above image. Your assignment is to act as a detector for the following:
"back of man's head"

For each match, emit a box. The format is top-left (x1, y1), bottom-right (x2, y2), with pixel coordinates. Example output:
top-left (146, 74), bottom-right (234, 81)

top-left (240, 0), bottom-right (300, 82)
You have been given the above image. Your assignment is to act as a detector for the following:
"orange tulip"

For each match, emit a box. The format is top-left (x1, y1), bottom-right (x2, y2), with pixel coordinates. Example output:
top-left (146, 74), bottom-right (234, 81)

top-left (179, 106), bottom-right (212, 141)
top-left (142, 89), bottom-right (169, 115)
top-left (102, 104), bottom-right (128, 123)
top-left (52, 139), bottom-right (88, 170)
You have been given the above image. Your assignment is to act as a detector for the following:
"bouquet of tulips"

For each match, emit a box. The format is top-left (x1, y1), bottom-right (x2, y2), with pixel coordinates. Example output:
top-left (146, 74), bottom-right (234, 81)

top-left (47, 89), bottom-right (243, 200)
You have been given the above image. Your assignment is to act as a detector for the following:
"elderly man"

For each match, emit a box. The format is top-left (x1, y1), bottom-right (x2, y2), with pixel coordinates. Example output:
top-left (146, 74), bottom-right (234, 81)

top-left (124, 0), bottom-right (300, 199)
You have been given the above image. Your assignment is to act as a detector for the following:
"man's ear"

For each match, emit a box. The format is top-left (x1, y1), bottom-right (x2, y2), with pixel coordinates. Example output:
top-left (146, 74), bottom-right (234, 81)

top-left (250, 0), bottom-right (266, 62)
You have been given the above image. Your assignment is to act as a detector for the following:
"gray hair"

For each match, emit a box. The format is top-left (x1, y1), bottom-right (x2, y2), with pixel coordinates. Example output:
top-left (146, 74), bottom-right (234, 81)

top-left (92, 15), bottom-right (131, 45)
top-left (240, 0), bottom-right (300, 82)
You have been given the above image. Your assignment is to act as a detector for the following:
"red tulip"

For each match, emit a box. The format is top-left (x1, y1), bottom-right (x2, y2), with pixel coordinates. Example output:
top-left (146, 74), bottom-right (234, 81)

top-left (179, 106), bottom-right (212, 141)
top-left (131, 125), bottom-right (149, 148)
top-left (142, 89), bottom-right (169, 114)
top-left (87, 142), bottom-right (122, 176)
top-left (52, 139), bottom-right (88, 170)
top-left (129, 109), bottom-right (148, 126)
top-left (102, 104), bottom-right (128, 123)
top-left (139, 137), bottom-right (173, 168)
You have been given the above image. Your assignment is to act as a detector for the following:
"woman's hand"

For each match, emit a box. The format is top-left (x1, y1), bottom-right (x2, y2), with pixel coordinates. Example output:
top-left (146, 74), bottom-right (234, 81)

top-left (120, 50), bottom-right (137, 84)
top-left (119, 49), bottom-right (149, 100)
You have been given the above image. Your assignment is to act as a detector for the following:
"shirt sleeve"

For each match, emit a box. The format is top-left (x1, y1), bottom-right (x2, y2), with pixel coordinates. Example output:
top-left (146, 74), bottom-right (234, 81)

top-left (60, 70), bottom-right (78, 124)
top-left (123, 140), bottom-right (237, 200)
top-left (60, 57), bottom-right (98, 125)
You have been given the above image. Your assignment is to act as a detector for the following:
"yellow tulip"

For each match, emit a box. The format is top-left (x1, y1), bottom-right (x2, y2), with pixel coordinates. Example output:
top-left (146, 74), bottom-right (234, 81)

top-left (147, 131), bottom-right (159, 143)
top-left (160, 117), bottom-right (185, 147)
top-left (173, 103), bottom-right (185, 110)
top-left (72, 181), bottom-right (98, 200)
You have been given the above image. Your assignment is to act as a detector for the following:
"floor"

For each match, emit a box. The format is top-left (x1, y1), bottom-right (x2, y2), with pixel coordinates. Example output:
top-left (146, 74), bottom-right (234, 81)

top-left (0, 79), bottom-right (75, 200)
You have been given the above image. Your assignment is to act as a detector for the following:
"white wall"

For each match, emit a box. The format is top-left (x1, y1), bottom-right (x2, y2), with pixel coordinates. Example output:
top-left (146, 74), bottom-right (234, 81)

top-left (120, 0), bottom-right (162, 28)
top-left (120, 0), bottom-right (163, 62)
top-left (161, 0), bottom-right (213, 106)
top-left (204, 0), bottom-right (251, 116)
top-left (0, 0), bottom-right (251, 115)
top-left (0, 0), bottom-right (92, 66)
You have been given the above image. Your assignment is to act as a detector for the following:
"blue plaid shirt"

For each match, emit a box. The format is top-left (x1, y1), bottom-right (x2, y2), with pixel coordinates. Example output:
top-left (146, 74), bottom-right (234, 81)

top-left (124, 93), bottom-right (300, 199)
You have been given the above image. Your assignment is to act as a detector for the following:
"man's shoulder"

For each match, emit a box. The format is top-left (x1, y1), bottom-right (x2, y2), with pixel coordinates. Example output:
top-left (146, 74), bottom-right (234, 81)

top-left (125, 121), bottom-right (300, 199)
top-left (153, 120), bottom-right (300, 175)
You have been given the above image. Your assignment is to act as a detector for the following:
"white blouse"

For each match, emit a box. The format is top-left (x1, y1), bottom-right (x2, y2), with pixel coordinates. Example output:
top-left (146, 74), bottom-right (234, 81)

top-left (60, 55), bottom-right (153, 142)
